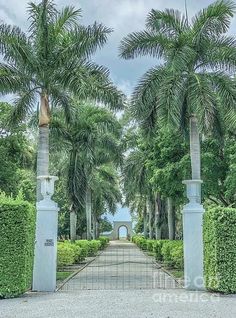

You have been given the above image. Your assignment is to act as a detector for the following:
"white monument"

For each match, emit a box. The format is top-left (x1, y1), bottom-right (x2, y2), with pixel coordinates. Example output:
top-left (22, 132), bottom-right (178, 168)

top-left (182, 180), bottom-right (205, 290)
top-left (110, 221), bottom-right (134, 240)
top-left (32, 176), bottom-right (59, 292)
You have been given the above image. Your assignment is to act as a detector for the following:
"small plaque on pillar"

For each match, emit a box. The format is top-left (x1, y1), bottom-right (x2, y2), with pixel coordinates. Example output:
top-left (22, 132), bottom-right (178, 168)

top-left (44, 239), bottom-right (54, 246)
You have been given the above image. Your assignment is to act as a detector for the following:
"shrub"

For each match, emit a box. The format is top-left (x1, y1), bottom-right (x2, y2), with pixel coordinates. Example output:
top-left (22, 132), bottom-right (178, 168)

top-left (57, 243), bottom-right (75, 267)
top-left (153, 240), bottom-right (169, 261)
top-left (133, 236), bottom-right (183, 270)
top-left (146, 239), bottom-right (155, 252)
top-left (98, 236), bottom-right (109, 249)
top-left (70, 244), bottom-right (83, 263)
top-left (132, 235), bottom-right (144, 245)
top-left (170, 242), bottom-right (184, 269)
top-left (203, 207), bottom-right (236, 293)
top-left (133, 237), bottom-right (148, 250)
top-left (162, 241), bottom-right (183, 268)
top-left (161, 241), bottom-right (173, 266)
top-left (75, 240), bottom-right (101, 257)
top-left (75, 240), bottom-right (89, 259)
top-left (87, 240), bottom-right (101, 256)
top-left (0, 194), bottom-right (35, 298)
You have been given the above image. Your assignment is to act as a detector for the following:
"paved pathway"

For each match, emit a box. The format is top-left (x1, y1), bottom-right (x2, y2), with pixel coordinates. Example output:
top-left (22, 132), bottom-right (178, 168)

top-left (61, 240), bottom-right (180, 290)
top-left (1, 241), bottom-right (236, 318)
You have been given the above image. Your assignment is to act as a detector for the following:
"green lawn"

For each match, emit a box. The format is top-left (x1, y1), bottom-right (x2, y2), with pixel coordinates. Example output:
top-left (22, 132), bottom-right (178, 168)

top-left (56, 271), bottom-right (72, 281)
top-left (166, 269), bottom-right (184, 279)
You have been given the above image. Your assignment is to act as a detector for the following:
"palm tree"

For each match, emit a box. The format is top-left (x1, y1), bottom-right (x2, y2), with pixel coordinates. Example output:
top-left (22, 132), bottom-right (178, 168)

top-left (51, 102), bottom-right (122, 240)
top-left (89, 164), bottom-right (122, 239)
top-left (120, 0), bottom-right (236, 182)
top-left (0, 0), bottom-right (124, 200)
top-left (122, 147), bottom-right (152, 238)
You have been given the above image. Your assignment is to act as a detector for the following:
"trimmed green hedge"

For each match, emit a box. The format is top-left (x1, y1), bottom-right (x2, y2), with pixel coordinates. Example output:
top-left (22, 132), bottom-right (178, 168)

top-left (57, 243), bottom-right (75, 267)
top-left (0, 194), bottom-right (35, 298)
top-left (98, 236), bottom-right (109, 249)
top-left (132, 236), bottom-right (148, 250)
top-left (203, 207), bottom-right (236, 293)
top-left (161, 240), bottom-right (183, 269)
top-left (153, 240), bottom-right (169, 261)
top-left (132, 236), bottom-right (183, 270)
top-left (57, 238), bottom-right (108, 268)
top-left (146, 239), bottom-right (156, 252)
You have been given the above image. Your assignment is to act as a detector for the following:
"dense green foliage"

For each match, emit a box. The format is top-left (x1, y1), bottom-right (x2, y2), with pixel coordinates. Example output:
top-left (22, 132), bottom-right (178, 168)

top-left (57, 238), bottom-right (108, 268)
top-left (203, 207), bottom-right (236, 293)
top-left (0, 0), bottom-right (124, 240)
top-left (153, 240), bottom-right (170, 261)
top-left (0, 194), bottom-right (35, 298)
top-left (0, 0), bottom-right (124, 124)
top-left (121, 0), bottom-right (236, 243)
top-left (0, 0), bottom-right (236, 297)
top-left (51, 103), bottom-right (122, 239)
top-left (161, 240), bottom-right (183, 269)
top-left (98, 236), bottom-right (110, 249)
top-left (132, 236), bottom-right (183, 270)
top-left (0, 103), bottom-right (35, 201)
top-left (57, 243), bottom-right (75, 267)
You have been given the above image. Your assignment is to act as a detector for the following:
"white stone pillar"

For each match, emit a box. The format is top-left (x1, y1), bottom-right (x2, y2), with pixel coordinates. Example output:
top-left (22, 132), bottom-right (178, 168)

top-left (182, 180), bottom-right (205, 290)
top-left (32, 176), bottom-right (59, 292)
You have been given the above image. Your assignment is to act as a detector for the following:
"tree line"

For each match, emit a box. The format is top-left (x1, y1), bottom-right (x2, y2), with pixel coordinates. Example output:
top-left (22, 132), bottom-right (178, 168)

top-left (0, 0), bottom-right (236, 240)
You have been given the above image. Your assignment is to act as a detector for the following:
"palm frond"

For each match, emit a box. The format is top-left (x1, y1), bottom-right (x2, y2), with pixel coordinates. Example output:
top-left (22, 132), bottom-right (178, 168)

top-left (60, 61), bottom-right (125, 110)
top-left (0, 24), bottom-right (36, 70)
top-left (54, 6), bottom-right (81, 35)
top-left (28, 0), bottom-right (56, 63)
top-left (119, 30), bottom-right (172, 59)
top-left (206, 72), bottom-right (236, 111)
top-left (188, 73), bottom-right (219, 132)
top-left (199, 35), bottom-right (236, 73)
top-left (0, 64), bottom-right (29, 94)
top-left (9, 89), bottom-right (37, 125)
top-left (59, 23), bottom-right (112, 60)
top-left (130, 65), bottom-right (166, 127)
top-left (192, 0), bottom-right (236, 40)
top-left (50, 87), bottom-right (74, 123)
top-left (146, 8), bottom-right (188, 35)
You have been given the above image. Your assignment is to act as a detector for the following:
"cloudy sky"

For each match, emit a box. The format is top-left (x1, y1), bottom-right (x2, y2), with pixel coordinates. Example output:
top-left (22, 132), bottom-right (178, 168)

top-left (1, 0), bottom-right (236, 97)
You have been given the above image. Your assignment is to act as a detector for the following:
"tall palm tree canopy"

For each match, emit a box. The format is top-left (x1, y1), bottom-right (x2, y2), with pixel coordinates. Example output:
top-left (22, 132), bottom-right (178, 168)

top-left (90, 164), bottom-right (121, 218)
top-left (120, 0), bottom-right (236, 133)
top-left (51, 102), bottom-right (122, 210)
top-left (0, 0), bottom-right (124, 125)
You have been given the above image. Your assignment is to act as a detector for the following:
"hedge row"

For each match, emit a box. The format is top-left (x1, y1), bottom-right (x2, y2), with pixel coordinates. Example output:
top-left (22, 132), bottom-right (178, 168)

top-left (0, 194), bottom-right (35, 298)
top-left (203, 207), bottom-right (236, 293)
top-left (57, 237), bottom-right (109, 267)
top-left (132, 236), bottom-right (183, 270)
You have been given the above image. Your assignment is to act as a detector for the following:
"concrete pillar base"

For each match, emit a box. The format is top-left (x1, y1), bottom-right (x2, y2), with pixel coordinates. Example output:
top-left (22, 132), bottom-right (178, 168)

top-left (32, 176), bottom-right (59, 292)
top-left (182, 180), bottom-right (205, 291)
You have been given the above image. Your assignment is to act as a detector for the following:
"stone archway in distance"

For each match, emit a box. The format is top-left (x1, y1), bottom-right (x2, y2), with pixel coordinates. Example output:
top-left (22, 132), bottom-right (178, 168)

top-left (110, 221), bottom-right (134, 240)
top-left (118, 225), bottom-right (128, 239)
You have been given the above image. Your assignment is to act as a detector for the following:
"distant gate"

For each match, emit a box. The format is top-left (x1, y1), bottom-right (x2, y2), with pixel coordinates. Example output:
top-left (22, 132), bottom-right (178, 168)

top-left (110, 221), bottom-right (134, 240)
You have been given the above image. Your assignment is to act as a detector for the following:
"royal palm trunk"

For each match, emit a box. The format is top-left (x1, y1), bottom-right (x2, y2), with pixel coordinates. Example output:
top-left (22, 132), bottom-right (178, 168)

top-left (154, 194), bottom-right (161, 239)
top-left (70, 208), bottom-right (77, 241)
top-left (147, 199), bottom-right (153, 239)
top-left (37, 94), bottom-right (50, 201)
top-left (167, 197), bottom-right (175, 240)
top-left (92, 213), bottom-right (96, 239)
top-left (36, 127), bottom-right (49, 201)
top-left (143, 205), bottom-right (148, 238)
top-left (190, 115), bottom-right (201, 180)
top-left (86, 188), bottom-right (92, 240)
top-left (95, 220), bottom-right (99, 239)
